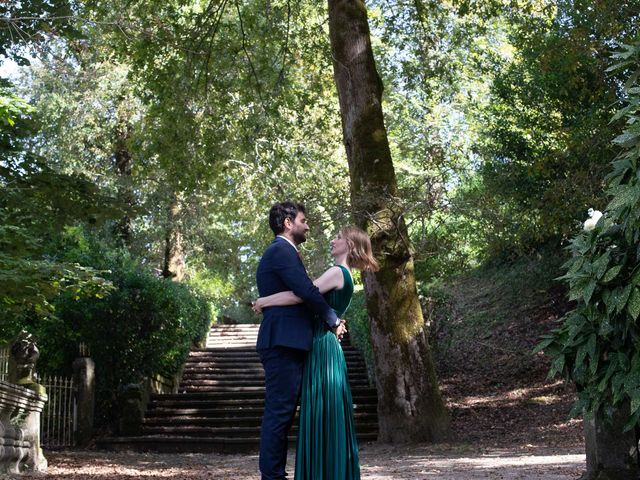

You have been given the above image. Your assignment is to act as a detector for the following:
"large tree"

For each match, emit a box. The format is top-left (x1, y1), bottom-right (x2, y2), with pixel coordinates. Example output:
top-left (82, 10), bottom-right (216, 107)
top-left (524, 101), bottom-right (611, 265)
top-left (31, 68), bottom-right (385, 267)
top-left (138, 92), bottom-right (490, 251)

top-left (327, 0), bottom-right (450, 442)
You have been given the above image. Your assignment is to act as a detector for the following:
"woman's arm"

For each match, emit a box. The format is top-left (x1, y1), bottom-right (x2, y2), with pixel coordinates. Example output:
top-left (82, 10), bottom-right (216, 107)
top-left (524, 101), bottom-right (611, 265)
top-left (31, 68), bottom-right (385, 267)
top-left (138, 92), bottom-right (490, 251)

top-left (253, 266), bottom-right (344, 312)
top-left (312, 266), bottom-right (344, 294)
top-left (255, 291), bottom-right (302, 310)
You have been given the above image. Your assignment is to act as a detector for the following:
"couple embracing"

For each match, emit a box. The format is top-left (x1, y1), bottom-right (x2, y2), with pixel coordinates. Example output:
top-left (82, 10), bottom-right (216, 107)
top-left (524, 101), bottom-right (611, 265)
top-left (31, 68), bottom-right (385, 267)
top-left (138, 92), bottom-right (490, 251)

top-left (253, 201), bottom-right (379, 480)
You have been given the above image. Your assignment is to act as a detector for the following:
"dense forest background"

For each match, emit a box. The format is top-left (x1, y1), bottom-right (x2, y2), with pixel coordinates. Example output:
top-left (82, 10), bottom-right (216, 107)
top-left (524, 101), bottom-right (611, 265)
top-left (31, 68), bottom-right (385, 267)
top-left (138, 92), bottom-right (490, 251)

top-left (2, 0), bottom-right (639, 426)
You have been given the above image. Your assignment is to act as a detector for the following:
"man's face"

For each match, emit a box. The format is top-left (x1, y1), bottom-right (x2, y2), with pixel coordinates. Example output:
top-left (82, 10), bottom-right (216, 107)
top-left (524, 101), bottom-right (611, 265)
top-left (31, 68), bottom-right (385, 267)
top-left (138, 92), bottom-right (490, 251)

top-left (287, 212), bottom-right (310, 245)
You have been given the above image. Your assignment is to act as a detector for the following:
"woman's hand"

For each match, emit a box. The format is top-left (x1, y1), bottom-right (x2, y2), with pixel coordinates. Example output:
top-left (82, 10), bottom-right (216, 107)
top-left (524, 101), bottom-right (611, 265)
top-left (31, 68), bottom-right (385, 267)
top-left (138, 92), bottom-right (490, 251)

top-left (333, 319), bottom-right (347, 341)
top-left (251, 298), bottom-right (264, 314)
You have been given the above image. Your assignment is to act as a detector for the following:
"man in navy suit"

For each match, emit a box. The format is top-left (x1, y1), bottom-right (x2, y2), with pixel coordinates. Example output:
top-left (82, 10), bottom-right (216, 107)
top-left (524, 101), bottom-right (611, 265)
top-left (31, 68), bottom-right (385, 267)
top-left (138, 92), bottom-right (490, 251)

top-left (256, 202), bottom-right (341, 480)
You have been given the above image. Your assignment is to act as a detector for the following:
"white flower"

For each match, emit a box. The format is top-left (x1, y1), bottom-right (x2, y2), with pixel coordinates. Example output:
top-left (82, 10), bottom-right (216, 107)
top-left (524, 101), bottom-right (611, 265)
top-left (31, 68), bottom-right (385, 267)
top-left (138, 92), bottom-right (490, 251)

top-left (583, 208), bottom-right (603, 231)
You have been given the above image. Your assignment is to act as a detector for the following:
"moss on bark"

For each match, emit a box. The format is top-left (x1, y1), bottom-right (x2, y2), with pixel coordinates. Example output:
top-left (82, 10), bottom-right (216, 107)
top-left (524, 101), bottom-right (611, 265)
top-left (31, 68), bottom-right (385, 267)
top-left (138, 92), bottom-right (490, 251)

top-left (328, 0), bottom-right (451, 442)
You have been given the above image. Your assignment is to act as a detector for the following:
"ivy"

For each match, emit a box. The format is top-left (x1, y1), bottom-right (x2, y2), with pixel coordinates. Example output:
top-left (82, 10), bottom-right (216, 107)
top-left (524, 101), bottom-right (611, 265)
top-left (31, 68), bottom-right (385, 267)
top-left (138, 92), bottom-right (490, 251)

top-left (537, 42), bottom-right (640, 430)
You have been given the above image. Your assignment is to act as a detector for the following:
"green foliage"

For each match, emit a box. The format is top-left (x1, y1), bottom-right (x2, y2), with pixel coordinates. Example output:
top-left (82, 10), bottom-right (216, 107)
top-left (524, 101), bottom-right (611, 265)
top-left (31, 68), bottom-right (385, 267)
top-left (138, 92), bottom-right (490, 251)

top-left (0, 1), bottom-right (81, 61)
top-left (537, 43), bottom-right (640, 429)
top-left (61, 0), bottom-right (353, 305)
top-left (0, 87), bottom-right (116, 325)
top-left (0, 89), bottom-right (34, 126)
top-left (0, 81), bottom-right (212, 423)
top-left (465, 0), bottom-right (639, 257)
top-left (368, 0), bottom-right (506, 278)
top-left (37, 231), bottom-right (212, 423)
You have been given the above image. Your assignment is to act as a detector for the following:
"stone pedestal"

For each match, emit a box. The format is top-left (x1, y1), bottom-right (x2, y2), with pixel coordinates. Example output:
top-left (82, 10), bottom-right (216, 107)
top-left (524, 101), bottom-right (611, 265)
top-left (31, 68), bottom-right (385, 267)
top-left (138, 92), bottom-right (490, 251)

top-left (73, 357), bottom-right (95, 447)
top-left (118, 372), bottom-right (178, 436)
top-left (119, 383), bottom-right (148, 436)
top-left (0, 380), bottom-right (47, 474)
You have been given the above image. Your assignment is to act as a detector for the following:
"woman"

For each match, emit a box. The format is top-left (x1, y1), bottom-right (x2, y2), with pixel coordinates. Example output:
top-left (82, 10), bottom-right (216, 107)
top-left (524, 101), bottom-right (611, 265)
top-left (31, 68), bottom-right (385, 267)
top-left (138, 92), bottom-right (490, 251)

top-left (253, 225), bottom-right (379, 480)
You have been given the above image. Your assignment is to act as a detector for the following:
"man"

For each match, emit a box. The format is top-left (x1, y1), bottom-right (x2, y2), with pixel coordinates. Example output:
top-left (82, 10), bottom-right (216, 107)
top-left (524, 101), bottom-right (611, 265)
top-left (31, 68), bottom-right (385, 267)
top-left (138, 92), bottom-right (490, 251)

top-left (256, 201), bottom-right (342, 480)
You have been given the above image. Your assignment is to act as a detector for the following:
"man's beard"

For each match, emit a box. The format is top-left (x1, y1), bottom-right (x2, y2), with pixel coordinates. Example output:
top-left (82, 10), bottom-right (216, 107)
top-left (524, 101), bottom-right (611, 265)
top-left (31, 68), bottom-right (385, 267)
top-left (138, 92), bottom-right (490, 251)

top-left (292, 230), bottom-right (307, 245)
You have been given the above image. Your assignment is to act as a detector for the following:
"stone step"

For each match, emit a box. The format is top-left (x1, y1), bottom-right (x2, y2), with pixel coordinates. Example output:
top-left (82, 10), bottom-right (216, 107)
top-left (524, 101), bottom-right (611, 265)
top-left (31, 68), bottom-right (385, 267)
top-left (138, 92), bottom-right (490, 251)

top-left (186, 357), bottom-right (364, 363)
top-left (184, 361), bottom-right (264, 368)
top-left (146, 403), bottom-right (378, 418)
top-left (208, 329), bottom-right (259, 332)
top-left (181, 367), bottom-right (266, 375)
top-left (179, 375), bottom-right (369, 384)
top-left (209, 325), bottom-right (260, 330)
top-left (149, 398), bottom-right (267, 409)
top-left (183, 360), bottom-right (366, 369)
top-left (182, 363), bottom-right (367, 373)
top-left (205, 340), bottom-right (258, 344)
top-left (98, 432), bottom-right (378, 454)
top-left (180, 388), bottom-right (375, 394)
top-left (176, 386), bottom-right (268, 394)
top-left (143, 412), bottom-right (378, 427)
top-left (150, 387), bottom-right (377, 402)
top-left (208, 332), bottom-right (258, 336)
top-left (148, 396), bottom-right (377, 411)
top-left (147, 407), bottom-right (268, 418)
top-left (192, 345), bottom-right (360, 352)
top-left (187, 352), bottom-right (364, 360)
top-left (149, 401), bottom-right (377, 412)
top-left (208, 332), bottom-right (258, 335)
top-left (181, 370), bottom-right (369, 379)
top-left (181, 369), bottom-right (368, 379)
top-left (178, 378), bottom-right (371, 389)
top-left (182, 368), bottom-right (367, 378)
top-left (207, 335), bottom-right (258, 338)
top-left (140, 423), bottom-right (379, 437)
top-left (99, 323), bottom-right (377, 454)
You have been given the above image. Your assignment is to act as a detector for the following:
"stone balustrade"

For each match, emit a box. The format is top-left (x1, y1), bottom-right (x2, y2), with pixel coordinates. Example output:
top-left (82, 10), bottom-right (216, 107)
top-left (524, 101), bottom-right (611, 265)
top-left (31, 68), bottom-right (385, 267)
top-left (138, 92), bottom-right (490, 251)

top-left (0, 379), bottom-right (47, 474)
top-left (0, 332), bottom-right (48, 474)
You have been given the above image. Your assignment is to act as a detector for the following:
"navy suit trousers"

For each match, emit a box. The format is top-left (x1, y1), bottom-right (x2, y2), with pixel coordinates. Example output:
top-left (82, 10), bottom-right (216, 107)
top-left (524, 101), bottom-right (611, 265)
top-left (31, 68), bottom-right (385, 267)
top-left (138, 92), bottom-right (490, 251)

top-left (258, 346), bottom-right (307, 480)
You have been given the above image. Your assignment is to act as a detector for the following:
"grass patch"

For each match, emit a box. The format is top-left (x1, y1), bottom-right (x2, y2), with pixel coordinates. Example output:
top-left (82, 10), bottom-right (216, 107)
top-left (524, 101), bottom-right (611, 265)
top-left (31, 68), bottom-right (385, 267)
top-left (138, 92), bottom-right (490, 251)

top-left (420, 244), bottom-right (569, 373)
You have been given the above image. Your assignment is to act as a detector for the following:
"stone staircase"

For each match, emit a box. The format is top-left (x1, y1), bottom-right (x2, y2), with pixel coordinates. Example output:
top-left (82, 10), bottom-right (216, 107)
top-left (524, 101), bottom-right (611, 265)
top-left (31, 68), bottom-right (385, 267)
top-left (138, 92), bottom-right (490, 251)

top-left (101, 324), bottom-right (378, 452)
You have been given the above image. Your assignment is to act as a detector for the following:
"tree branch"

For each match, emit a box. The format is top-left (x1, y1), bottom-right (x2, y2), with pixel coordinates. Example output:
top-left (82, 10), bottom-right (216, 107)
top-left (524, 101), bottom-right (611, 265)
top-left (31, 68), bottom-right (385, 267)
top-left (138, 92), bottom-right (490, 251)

top-left (234, 0), bottom-right (267, 113)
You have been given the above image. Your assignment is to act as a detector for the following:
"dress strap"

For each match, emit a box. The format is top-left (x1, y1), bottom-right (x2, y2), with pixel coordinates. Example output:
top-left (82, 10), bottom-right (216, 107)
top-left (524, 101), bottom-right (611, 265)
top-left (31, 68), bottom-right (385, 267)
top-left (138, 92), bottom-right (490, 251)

top-left (336, 264), bottom-right (352, 282)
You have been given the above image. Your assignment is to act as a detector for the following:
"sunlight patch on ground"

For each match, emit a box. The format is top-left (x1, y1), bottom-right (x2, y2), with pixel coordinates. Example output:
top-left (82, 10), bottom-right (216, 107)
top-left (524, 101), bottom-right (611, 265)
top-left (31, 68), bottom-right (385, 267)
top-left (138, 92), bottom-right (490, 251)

top-left (444, 453), bottom-right (585, 467)
top-left (360, 452), bottom-right (585, 479)
top-left (449, 380), bottom-right (566, 408)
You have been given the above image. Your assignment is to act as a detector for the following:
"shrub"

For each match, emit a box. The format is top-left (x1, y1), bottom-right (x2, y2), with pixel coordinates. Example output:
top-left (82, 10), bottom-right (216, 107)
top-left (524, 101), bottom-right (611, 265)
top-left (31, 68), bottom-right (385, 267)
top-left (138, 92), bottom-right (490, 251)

top-left (35, 231), bottom-right (213, 425)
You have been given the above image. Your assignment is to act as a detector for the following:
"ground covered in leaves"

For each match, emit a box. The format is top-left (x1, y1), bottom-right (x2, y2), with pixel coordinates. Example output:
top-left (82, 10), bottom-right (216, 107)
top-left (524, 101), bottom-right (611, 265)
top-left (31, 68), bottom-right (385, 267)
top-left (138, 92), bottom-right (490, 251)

top-left (27, 443), bottom-right (584, 479)
top-left (431, 251), bottom-right (582, 451)
top-left (27, 251), bottom-right (585, 478)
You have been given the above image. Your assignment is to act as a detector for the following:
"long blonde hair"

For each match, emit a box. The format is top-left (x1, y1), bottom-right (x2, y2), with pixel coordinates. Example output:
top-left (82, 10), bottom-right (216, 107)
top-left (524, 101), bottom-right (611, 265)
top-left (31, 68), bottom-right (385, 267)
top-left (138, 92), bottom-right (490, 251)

top-left (342, 225), bottom-right (380, 272)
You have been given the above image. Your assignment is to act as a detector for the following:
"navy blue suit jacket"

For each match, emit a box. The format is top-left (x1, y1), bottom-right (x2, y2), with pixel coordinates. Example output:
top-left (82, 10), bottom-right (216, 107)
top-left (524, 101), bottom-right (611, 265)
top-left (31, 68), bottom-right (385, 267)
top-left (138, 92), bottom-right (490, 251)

top-left (256, 237), bottom-right (338, 351)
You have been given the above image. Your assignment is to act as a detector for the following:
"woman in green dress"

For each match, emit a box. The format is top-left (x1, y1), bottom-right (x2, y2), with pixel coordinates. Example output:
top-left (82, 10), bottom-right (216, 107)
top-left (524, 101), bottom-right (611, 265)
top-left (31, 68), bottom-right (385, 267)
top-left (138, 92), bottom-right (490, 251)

top-left (253, 225), bottom-right (379, 480)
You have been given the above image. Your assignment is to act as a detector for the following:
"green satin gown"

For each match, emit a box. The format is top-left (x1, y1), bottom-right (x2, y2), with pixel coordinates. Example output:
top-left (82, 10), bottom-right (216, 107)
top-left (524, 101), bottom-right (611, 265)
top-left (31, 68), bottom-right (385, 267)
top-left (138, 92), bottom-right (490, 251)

top-left (295, 265), bottom-right (360, 480)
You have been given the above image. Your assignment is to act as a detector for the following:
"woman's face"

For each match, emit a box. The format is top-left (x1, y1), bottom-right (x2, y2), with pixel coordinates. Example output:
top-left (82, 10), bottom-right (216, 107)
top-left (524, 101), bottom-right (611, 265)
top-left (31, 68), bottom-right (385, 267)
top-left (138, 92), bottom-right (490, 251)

top-left (330, 231), bottom-right (348, 258)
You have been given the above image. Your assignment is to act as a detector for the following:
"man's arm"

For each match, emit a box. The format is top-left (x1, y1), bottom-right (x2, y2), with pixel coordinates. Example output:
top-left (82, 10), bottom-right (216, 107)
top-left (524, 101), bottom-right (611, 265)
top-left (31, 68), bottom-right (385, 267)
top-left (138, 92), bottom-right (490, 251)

top-left (253, 267), bottom-right (343, 311)
top-left (272, 247), bottom-right (339, 327)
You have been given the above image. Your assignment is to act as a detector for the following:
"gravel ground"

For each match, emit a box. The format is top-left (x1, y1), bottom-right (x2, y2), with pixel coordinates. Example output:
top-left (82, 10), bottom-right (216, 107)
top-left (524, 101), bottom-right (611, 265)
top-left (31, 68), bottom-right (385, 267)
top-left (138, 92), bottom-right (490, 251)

top-left (22, 442), bottom-right (585, 479)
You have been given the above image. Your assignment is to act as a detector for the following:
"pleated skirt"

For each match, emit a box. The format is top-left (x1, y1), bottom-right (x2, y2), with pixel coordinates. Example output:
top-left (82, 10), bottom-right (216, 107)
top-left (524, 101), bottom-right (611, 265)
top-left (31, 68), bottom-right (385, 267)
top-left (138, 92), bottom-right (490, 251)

top-left (294, 324), bottom-right (360, 480)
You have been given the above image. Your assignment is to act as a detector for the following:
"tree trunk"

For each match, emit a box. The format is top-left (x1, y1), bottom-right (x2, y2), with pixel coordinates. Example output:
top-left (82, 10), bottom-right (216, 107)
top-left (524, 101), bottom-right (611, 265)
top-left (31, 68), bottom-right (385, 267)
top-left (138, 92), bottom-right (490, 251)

top-left (580, 403), bottom-right (639, 480)
top-left (327, 0), bottom-right (450, 442)
top-left (162, 195), bottom-right (185, 282)
top-left (113, 110), bottom-right (134, 245)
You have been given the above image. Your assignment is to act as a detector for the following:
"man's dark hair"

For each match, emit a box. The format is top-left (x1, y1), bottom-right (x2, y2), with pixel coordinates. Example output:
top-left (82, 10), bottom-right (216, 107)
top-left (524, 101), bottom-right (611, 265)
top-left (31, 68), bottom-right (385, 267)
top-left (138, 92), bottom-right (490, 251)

top-left (269, 202), bottom-right (305, 236)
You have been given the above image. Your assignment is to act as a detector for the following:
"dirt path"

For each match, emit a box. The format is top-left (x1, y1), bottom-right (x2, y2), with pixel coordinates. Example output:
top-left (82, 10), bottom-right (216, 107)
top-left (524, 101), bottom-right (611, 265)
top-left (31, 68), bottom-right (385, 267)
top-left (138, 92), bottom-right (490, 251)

top-left (25, 442), bottom-right (584, 479)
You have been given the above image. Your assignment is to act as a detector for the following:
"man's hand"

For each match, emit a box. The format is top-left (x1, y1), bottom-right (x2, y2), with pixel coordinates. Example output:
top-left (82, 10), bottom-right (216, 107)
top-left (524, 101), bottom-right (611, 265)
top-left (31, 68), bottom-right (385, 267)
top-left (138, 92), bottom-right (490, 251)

top-left (333, 319), bottom-right (347, 342)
